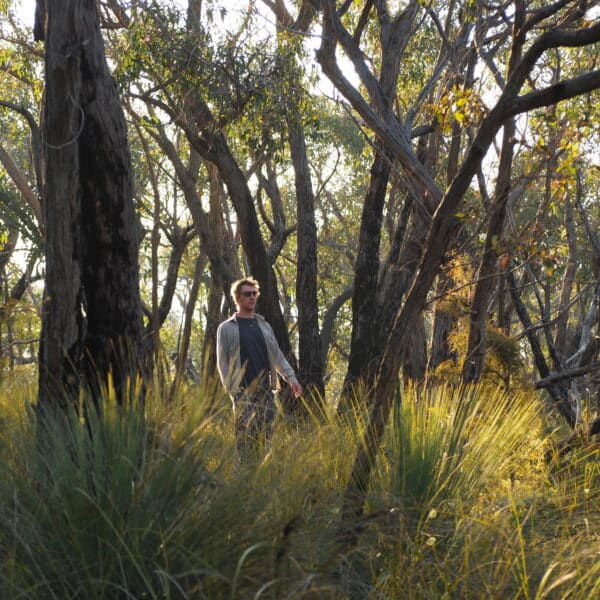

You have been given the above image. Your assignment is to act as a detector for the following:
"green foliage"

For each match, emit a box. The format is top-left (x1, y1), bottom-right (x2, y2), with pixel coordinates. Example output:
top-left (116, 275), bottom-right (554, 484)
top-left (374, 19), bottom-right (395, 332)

top-left (0, 188), bottom-right (42, 251)
top-left (351, 387), bottom-right (599, 599)
top-left (111, 2), bottom-right (302, 158)
top-left (1, 395), bottom-right (216, 597)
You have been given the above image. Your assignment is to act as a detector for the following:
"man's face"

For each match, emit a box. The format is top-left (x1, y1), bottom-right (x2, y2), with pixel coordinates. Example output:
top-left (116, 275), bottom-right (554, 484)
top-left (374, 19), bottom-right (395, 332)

top-left (237, 284), bottom-right (259, 312)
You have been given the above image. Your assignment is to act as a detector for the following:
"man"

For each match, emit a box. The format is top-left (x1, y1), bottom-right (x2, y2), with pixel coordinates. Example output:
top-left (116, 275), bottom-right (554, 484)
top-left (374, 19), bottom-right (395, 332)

top-left (216, 277), bottom-right (302, 454)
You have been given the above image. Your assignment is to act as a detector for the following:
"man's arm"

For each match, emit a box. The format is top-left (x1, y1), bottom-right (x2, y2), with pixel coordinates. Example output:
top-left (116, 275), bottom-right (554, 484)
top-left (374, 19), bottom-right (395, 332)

top-left (216, 324), bottom-right (231, 392)
top-left (273, 346), bottom-right (303, 397)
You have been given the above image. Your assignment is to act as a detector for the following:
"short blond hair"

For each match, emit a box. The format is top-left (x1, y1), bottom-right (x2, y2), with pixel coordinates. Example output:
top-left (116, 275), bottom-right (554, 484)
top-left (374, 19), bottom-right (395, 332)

top-left (230, 277), bottom-right (260, 302)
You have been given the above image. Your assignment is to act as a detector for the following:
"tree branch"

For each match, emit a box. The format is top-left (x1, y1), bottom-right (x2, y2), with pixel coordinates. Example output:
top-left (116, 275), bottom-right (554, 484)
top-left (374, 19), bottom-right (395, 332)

top-left (535, 361), bottom-right (600, 389)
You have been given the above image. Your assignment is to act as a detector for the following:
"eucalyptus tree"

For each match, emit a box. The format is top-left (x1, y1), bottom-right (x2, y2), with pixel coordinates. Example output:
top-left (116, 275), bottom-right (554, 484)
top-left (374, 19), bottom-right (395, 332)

top-left (35, 0), bottom-right (145, 410)
top-left (311, 0), bottom-right (600, 522)
top-left (0, 195), bottom-right (40, 377)
top-left (110, 0), bottom-right (304, 384)
top-left (261, 0), bottom-right (325, 398)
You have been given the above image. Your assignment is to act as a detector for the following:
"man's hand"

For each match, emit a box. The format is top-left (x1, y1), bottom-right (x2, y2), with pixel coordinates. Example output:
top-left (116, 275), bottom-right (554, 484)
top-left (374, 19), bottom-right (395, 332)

top-left (291, 382), bottom-right (303, 398)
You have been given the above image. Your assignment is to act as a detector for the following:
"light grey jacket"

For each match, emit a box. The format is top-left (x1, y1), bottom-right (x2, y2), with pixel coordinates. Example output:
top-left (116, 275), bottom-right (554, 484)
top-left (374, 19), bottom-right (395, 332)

top-left (216, 313), bottom-right (299, 394)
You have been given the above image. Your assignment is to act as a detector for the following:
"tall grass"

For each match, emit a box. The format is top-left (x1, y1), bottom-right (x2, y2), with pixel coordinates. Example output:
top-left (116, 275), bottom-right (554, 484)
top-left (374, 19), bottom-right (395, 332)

top-left (380, 384), bottom-right (543, 513)
top-left (0, 376), bottom-right (598, 598)
top-left (354, 384), bottom-right (599, 599)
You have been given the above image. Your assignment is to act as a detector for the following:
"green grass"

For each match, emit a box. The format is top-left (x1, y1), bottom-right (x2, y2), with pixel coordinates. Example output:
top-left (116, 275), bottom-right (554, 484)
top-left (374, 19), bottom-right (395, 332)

top-left (0, 376), bottom-right (598, 598)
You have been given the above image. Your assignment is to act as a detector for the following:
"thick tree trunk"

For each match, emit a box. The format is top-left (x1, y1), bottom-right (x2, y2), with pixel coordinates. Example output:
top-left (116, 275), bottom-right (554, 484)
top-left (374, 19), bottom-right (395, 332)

top-left (341, 135), bottom-right (431, 410)
top-left (38, 0), bottom-right (144, 410)
top-left (401, 312), bottom-right (427, 381)
top-left (77, 1), bottom-right (144, 402)
top-left (38, 0), bottom-right (85, 409)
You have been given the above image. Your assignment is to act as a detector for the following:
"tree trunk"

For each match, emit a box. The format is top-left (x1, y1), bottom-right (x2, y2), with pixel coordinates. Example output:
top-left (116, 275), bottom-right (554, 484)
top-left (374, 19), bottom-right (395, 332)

top-left (320, 285), bottom-right (353, 372)
top-left (506, 269), bottom-right (575, 426)
top-left (38, 0), bottom-right (144, 411)
top-left (428, 273), bottom-right (457, 371)
top-left (554, 193), bottom-right (578, 361)
top-left (168, 252), bottom-right (206, 404)
top-left (463, 3), bottom-right (524, 383)
top-left (143, 227), bottom-right (192, 340)
top-left (401, 311), bottom-right (427, 381)
top-left (462, 116), bottom-right (516, 383)
top-left (338, 23), bottom-right (600, 526)
top-left (209, 135), bottom-right (296, 365)
top-left (135, 122), bottom-right (164, 373)
top-left (201, 268), bottom-right (222, 382)
top-left (38, 0), bottom-right (85, 410)
top-left (288, 116), bottom-right (324, 399)
top-left (77, 1), bottom-right (144, 402)
top-left (342, 150), bottom-right (392, 396)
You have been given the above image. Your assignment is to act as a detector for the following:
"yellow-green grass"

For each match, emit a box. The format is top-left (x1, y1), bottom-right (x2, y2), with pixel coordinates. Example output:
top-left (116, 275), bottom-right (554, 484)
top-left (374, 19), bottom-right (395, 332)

top-left (0, 377), bottom-right (597, 598)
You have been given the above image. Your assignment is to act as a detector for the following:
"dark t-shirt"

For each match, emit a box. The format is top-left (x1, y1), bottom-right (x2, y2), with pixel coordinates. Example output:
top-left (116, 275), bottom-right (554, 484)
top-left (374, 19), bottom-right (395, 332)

top-left (237, 317), bottom-right (270, 388)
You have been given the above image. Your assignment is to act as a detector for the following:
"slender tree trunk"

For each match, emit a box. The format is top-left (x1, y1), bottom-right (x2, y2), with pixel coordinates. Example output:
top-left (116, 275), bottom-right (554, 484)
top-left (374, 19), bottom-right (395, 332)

top-left (263, 6), bottom-right (323, 397)
top-left (497, 275), bottom-right (512, 335)
top-left (554, 193), bottom-right (578, 360)
top-left (462, 117), bottom-right (516, 383)
top-left (209, 136), bottom-right (296, 365)
top-left (3, 280), bottom-right (14, 371)
top-left (506, 269), bottom-right (575, 426)
top-left (428, 273), bottom-right (457, 371)
top-left (463, 3), bottom-right (525, 383)
top-left (320, 285), bottom-right (353, 372)
top-left (201, 269), bottom-right (222, 382)
top-left (342, 150), bottom-right (393, 397)
top-left (168, 252), bottom-right (206, 404)
top-left (204, 161), bottom-right (240, 372)
top-left (288, 116), bottom-right (324, 399)
top-left (143, 228), bottom-right (191, 340)
top-left (372, 133), bottom-right (433, 384)
top-left (427, 103), bottom-right (465, 374)
top-left (135, 123), bottom-right (163, 372)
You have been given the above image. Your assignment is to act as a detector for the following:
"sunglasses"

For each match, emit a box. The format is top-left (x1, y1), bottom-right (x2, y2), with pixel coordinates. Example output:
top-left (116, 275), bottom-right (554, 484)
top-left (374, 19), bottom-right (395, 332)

top-left (240, 290), bottom-right (259, 297)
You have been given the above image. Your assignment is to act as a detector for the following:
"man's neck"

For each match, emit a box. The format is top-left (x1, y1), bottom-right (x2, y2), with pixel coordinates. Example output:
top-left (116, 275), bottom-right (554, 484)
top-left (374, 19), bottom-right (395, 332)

top-left (236, 309), bottom-right (255, 319)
